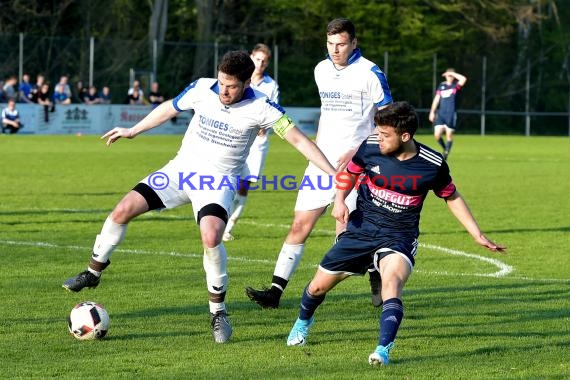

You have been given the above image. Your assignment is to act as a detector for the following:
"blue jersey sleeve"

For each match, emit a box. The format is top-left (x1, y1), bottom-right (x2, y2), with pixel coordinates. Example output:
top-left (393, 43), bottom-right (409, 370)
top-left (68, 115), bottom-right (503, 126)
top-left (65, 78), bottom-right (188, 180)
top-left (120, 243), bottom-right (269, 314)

top-left (432, 160), bottom-right (456, 198)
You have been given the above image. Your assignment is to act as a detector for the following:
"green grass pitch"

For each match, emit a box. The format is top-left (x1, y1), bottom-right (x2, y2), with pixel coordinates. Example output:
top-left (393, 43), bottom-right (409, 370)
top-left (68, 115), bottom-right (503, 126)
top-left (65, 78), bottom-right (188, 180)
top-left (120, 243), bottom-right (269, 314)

top-left (1, 133), bottom-right (569, 379)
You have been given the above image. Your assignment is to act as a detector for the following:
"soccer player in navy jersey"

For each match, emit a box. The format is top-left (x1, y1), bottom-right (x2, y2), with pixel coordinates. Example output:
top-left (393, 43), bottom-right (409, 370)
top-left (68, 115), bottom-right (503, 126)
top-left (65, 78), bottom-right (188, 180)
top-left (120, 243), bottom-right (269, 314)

top-left (429, 68), bottom-right (467, 159)
top-left (286, 101), bottom-right (505, 366)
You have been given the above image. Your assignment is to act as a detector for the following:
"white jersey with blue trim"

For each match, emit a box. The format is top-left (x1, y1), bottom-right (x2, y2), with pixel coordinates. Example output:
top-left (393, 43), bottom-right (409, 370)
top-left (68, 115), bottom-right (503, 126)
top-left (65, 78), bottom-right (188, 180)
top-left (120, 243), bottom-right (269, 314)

top-left (1, 107), bottom-right (20, 122)
top-left (314, 48), bottom-right (392, 158)
top-left (172, 78), bottom-right (285, 175)
top-left (249, 74), bottom-right (280, 148)
top-left (251, 74), bottom-right (279, 104)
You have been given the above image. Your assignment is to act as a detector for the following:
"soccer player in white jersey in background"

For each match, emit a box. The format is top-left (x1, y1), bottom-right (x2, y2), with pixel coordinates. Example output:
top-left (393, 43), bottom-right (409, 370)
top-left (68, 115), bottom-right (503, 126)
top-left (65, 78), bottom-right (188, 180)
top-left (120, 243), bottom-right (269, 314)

top-left (62, 51), bottom-right (337, 344)
top-left (223, 43), bottom-right (280, 242)
top-left (246, 18), bottom-right (393, 309)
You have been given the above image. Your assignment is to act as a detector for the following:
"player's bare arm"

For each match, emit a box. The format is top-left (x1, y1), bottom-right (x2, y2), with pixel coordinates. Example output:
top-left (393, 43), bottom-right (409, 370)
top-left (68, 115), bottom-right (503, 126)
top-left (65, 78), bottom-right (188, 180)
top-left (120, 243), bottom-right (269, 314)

top-left (281, 124), bottom-right (336, 176)
top-left (101, 100), bottom-right (179, 146)
top-left (3, 118), bottom-right (18, 127)
top-left (429, 94), bottom-right (441, 122)
top-left (331, 171), bottom-right (358, 224)
top-left (444, 71), bottom-right (468, 86)
top-left (445, 191), bottom-right (507, 253)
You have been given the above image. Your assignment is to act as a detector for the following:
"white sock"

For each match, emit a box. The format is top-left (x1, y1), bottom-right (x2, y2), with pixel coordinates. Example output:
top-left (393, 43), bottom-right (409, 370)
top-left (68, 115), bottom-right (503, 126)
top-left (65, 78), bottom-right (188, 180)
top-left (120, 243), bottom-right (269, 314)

top-left (272, 243), bottom-right (305, 288)
top-left (225, 194), bottom-right (247, 234)
top-left (203, 244), bottom-right (228, 314)
top-left (88, 216), bottom-right (127, 273)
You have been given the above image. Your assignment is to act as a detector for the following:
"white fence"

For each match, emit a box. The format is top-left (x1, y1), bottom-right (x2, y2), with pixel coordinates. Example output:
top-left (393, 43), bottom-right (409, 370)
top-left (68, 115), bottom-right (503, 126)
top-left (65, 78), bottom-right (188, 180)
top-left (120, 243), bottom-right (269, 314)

top-left (4, 104), bottom-right (320, 136)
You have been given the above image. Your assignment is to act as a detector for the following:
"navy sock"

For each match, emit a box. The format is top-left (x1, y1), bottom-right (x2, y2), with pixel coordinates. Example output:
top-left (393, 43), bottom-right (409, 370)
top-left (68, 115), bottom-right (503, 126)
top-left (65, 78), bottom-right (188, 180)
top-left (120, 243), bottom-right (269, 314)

top-left (437, 137), bottom-right (446, 150)
top-left (299, 285), bottom-right (325, 320)
top-left (445, 140), bottom-right (453, 152)
top-left (378, 298), bottom-right (404, 346)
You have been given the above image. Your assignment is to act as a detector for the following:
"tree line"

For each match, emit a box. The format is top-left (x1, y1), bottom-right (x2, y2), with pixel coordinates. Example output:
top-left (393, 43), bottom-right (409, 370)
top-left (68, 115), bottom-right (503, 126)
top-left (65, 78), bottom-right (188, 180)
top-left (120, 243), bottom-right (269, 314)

top-left (1, 0), bottom-right (568, 123)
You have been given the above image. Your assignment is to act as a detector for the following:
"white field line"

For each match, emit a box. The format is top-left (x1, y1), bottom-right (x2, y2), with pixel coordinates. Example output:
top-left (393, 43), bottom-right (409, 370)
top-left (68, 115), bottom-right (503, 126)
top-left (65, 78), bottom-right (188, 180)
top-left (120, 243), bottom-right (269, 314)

top-left (236, 220), bottom-right (515, 278)
top-left (1, 209), bottom-right (567, 282)
top-left (1, 237), bottom-right (567, 283)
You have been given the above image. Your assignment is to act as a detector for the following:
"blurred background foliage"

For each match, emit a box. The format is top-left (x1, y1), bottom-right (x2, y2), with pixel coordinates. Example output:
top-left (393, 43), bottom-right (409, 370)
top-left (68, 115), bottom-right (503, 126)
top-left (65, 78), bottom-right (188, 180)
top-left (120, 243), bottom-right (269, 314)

top-left (1, 0), bottom-right (569, 133)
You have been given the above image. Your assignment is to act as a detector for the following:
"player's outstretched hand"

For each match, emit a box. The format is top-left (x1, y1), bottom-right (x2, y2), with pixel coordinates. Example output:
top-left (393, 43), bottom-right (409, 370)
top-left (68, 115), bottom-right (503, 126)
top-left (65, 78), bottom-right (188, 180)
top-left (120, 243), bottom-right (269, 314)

top-left (101, 127), bottom-right (134, 146)
top-left (476, 234), bottom-right (507, 254)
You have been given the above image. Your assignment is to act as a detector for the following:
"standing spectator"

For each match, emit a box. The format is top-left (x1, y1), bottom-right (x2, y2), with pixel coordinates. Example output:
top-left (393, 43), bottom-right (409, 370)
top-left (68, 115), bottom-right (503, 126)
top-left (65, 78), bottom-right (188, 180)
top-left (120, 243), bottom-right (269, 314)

top-left (53, 75), bottom-right (72, 105)
top-left (99, 86), bottom-right (112, 104)
top-left (3, 76), bottom-right (18, 102)
top-left (83, 86), bottom-right (102, 105)
top-left (28, 74), bottom-right (46, 103)
top-left (2, 99), bottom-right (23, 133)
top-left (127, 80), bottom-right (144, 99)
top-left (126, 88), bottom-right (144, 105)
top-left (75, 80), bottom-right (89, 103)
top-left (32, 83), bottom-right (54, 122)
top-left (429, 68), bottom-right (467, 160)
top-left (19, 73), bottom-right (34, 103)
top-left (53, 77), bottom-right (71, 104)
top-left (148, 82), bottom-right (164, 108)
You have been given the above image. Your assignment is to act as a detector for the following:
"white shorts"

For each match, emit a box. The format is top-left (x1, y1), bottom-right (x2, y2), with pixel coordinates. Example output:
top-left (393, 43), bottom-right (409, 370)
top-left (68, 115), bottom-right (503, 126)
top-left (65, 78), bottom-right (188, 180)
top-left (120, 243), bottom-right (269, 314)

top-left (139, 159), bottom-right (236, 222)
top-left (294, 162), bottom-right (357, 212)
top-left (241, 135), bottom-right (269, 182)
top-left (434, 124), bottom-right (455, 133)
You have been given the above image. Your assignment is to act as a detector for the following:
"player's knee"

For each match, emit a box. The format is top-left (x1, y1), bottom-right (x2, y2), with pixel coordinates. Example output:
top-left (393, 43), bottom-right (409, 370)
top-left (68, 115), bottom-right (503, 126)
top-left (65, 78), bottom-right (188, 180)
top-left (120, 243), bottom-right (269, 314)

top-left (111, 200), bottom-right (139, 224)
top-left (380, 276), bottom-right (404, 297)
top-left (288, 219), bottom-right (313, 242)
top-left (201, 230), bottom-right (221, 247)
top-left (197, 203), bottom-right (228, 246)
top-left (307, 281), bottom-right (327, 297)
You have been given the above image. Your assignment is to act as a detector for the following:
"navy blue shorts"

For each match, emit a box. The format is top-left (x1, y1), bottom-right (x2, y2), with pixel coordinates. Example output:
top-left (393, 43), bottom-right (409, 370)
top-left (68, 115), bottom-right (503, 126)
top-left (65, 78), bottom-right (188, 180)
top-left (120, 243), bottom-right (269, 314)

top-left (434, 112), bottom-right (457, 130)
top-left (319, 229), bottom-right (418, 275)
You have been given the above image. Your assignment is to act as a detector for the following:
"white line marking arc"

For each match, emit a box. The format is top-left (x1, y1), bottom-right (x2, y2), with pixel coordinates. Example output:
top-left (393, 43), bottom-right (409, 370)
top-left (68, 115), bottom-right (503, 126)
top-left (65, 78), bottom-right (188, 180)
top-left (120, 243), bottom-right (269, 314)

top-left (1, 209), bottom-right (567, 282)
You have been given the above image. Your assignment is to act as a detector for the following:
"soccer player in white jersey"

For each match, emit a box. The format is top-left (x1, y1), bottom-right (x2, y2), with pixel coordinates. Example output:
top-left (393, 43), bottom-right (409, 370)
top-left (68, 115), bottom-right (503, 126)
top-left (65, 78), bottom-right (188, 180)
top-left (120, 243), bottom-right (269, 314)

top-left (246, 18), bottom-right (393, 309)
top-left (223, 43), bottom-right (280, 242)
top-left (62, 51), bottom-right (337, 344)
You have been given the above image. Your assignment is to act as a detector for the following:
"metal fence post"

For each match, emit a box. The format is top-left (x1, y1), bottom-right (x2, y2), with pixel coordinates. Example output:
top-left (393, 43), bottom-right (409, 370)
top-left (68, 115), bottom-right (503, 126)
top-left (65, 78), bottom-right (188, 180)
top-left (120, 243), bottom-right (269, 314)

top-left (213, 41), bottom-right (219, 77)
top-left (152, 39), bottom-right (158, 83)
top-left (525, 59), bottom-right (531, 137)
top-left (481, 56), bottom-right (486, 136)
top-left (432, 53), bottom-right (437, 95)
top-left (19, 33), bottom-right (24, 82)
top-left (89, 37), bottom-right (94, 87)
top-left (274, 43), bottom-right (279, 84)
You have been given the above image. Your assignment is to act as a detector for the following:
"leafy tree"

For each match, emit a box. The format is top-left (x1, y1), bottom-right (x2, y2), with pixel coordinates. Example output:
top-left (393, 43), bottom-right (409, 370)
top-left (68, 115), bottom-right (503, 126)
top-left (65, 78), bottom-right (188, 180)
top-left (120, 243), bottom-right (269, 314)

top-left (1, 0), bottom-right (569, 132)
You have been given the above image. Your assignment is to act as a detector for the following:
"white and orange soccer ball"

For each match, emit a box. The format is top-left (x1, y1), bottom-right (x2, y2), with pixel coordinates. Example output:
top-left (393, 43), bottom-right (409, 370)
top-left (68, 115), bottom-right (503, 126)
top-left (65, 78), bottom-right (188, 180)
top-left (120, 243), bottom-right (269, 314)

top-left (68, 301), bottom-right (110, 340)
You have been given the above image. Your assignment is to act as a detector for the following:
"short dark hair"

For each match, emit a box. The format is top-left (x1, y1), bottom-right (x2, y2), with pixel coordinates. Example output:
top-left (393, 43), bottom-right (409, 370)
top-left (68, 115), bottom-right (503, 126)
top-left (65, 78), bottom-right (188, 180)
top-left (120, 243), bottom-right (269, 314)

top-left (217, 51), bottom-right (255, 83)
top-left (327, 18), bottom-right (356, 40)
top-left (374, 101), bottom-right (419, 137)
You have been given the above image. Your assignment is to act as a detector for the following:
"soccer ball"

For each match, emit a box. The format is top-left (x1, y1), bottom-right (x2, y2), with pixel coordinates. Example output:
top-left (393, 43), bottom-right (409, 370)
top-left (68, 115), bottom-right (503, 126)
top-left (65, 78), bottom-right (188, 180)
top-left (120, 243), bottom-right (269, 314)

top-left (68, 301), bottom-right (110, 340)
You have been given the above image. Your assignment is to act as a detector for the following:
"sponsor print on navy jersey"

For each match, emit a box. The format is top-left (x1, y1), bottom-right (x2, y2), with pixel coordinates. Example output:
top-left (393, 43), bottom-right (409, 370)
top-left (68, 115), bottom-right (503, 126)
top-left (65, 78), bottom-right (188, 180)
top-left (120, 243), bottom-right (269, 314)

top-left (345, 134), bottom-right (456, 236)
